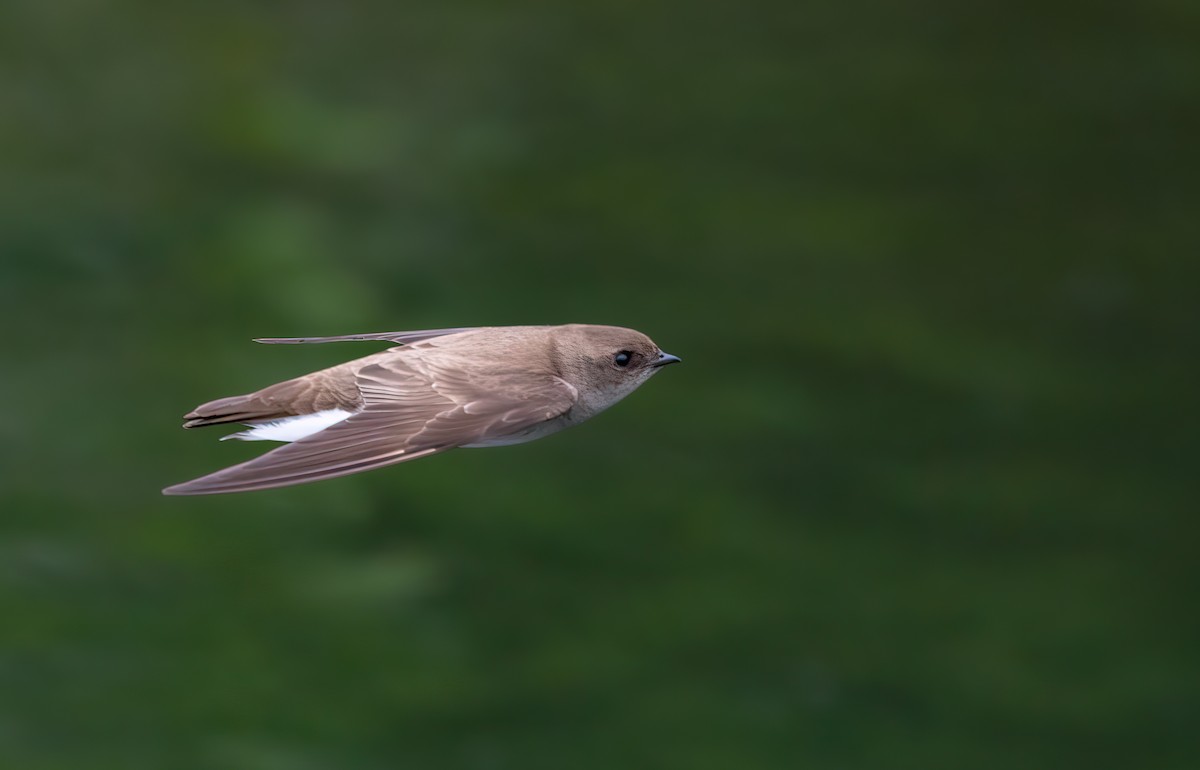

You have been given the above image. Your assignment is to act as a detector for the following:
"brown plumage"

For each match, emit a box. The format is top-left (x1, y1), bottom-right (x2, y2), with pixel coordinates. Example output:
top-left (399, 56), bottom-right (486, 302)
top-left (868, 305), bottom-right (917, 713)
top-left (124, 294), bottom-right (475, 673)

top-left (163, 325), bottom-right (680, 496)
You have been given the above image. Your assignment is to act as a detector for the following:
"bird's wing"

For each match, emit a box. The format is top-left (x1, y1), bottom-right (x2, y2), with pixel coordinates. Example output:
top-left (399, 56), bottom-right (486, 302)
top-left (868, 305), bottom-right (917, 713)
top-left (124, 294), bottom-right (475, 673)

top-left (253, 327), bottom-right (478, 345)
top-left (162, 355), bottom-right (577, 496)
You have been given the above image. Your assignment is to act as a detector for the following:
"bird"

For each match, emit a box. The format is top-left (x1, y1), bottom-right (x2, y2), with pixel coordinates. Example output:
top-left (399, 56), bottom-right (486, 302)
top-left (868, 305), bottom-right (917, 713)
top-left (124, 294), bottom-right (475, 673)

top-left (163, 324), bottom-right (681, 495)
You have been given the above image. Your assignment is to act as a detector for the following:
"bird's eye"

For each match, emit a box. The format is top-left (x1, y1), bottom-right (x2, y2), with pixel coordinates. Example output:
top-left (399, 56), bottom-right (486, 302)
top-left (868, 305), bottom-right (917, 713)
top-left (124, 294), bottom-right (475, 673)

top-left (614, 351), bottom-right (632, 367)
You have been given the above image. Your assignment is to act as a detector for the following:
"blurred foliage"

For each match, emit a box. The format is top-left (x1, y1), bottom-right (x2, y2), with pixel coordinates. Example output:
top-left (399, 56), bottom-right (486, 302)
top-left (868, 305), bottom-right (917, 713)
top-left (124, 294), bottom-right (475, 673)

top-left (1, 1), bottom-right (1197, 768)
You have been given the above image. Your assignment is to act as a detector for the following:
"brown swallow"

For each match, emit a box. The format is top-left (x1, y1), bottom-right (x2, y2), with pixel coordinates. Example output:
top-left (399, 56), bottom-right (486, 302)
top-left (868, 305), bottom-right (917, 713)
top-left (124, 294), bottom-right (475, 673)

top-left (163, 324), bottom-right (680, 495)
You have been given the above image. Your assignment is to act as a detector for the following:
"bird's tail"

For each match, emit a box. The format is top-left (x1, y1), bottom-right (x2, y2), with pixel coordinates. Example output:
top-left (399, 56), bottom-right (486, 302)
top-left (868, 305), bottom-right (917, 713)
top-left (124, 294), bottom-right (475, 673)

top-left (182, 393), bottom-right (295, 429)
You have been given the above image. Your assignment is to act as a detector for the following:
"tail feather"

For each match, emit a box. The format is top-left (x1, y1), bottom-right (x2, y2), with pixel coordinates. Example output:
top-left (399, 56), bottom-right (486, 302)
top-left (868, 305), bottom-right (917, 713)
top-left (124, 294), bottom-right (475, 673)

top-left (182, 393), bottom-right (296, 429)
top-left (180, 355), bottom-right (371, 430)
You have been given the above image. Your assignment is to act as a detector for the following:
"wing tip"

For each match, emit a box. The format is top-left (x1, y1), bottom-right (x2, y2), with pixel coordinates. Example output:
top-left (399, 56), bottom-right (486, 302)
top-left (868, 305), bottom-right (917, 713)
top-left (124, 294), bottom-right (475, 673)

top-left (252, 328), bottom-right (478, 346)
top-left (162, 480), bottom-right (222, 496)
top-left (162, 480), bottom-right (265, 496)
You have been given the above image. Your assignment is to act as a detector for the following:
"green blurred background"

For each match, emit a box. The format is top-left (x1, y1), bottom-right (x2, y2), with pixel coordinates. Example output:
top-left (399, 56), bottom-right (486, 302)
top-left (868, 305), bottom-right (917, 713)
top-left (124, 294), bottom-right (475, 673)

top-left (1, 1), bottom-right (1196, 768)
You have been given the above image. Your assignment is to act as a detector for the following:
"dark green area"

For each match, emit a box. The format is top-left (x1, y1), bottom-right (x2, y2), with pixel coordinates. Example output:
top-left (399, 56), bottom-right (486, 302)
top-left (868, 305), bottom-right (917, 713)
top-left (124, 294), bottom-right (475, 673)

top-left (2, 1), bottom-right (1196, 768)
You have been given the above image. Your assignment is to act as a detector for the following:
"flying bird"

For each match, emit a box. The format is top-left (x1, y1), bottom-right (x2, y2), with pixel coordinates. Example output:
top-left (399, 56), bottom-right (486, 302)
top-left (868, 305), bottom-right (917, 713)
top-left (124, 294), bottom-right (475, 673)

top-left (163, 324), bottom-right (680, 495)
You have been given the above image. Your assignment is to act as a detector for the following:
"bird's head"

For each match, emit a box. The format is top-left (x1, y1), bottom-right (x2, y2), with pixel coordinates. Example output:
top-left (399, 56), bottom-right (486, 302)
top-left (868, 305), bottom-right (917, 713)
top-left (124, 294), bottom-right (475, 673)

top-left (555, 324), bottom-right (680, 406)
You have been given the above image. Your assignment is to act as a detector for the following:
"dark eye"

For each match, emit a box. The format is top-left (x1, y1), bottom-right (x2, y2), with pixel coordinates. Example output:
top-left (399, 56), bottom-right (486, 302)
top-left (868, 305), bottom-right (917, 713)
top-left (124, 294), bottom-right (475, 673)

top-left (613, 351), bottom-right (632, 367)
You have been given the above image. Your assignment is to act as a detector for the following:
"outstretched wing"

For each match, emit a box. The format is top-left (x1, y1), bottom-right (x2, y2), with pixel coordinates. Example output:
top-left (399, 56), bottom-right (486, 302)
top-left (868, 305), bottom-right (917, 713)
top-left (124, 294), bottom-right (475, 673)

top-left (253, 327), bottom-right (478, 345)
top-left (162, 355), bottom-right (577, 496)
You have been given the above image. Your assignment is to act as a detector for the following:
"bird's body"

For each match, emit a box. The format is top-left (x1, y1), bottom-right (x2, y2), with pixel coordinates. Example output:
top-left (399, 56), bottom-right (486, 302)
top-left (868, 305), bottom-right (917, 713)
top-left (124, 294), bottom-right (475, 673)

top-left (164, 324), bottom-right (679, 495)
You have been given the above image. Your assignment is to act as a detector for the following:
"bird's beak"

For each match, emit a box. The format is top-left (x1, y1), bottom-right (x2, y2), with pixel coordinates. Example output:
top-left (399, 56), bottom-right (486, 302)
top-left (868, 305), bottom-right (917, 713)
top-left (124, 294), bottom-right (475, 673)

top-left (653, 352), bottom-right (682, 367)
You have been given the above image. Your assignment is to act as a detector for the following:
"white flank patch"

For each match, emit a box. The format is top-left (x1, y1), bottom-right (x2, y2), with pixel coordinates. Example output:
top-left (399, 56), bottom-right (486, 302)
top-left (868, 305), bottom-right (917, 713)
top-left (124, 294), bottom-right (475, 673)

top-left (221, 409), bottom-right (355, 443)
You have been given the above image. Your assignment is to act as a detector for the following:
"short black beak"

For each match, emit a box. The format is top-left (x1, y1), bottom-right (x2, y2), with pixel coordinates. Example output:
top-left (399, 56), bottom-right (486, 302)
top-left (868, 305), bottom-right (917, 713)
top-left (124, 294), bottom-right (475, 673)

top-left (653, 351), bottom-right (682, 367)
